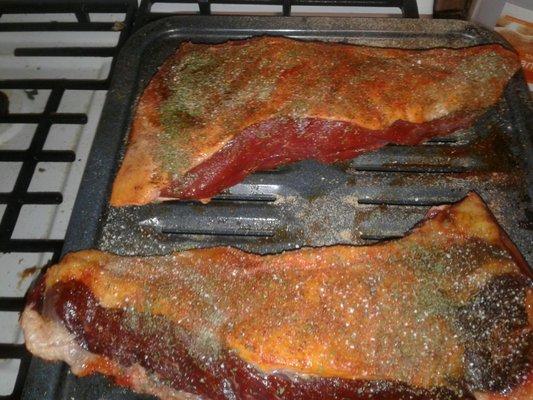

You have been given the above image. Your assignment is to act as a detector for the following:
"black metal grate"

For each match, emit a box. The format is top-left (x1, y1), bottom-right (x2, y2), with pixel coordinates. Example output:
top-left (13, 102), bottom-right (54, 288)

top-left (0, 1), bottom-right (137, 399)
top-left (136, 0), bottom-right (419, 28)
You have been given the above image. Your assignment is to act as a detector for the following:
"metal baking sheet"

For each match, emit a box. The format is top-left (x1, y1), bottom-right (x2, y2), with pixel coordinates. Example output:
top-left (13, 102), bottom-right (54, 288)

top-left (22, 16), bottom-right (533, 400)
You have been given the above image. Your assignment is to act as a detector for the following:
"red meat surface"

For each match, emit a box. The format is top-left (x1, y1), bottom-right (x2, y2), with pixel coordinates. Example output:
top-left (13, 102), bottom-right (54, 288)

top-left (110, 37), bottom-right (520, 205)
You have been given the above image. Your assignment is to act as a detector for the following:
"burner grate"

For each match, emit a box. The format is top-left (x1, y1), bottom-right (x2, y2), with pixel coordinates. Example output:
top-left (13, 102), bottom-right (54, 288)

top-left (0, 1), bottom-right (137, 398)
top-left (135, 0), bottom-right (419, 27)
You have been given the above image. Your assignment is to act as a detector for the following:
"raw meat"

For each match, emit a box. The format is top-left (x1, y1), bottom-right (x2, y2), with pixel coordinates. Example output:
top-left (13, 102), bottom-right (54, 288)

top-left (110, 37), bottom-right (520, 205)
top-left (22, 193), bottom-right (532, 399)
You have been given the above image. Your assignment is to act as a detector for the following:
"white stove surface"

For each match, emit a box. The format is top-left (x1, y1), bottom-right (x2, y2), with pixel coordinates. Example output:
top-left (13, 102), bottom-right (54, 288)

top-left (0, 1), bottom-right (434, 395)
top-left (0, 11), bottom-right (115, 395)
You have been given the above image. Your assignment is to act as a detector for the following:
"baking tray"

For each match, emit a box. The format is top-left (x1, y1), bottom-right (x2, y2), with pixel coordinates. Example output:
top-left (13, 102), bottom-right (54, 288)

top-left (22, 16), bottom-right (533, 400)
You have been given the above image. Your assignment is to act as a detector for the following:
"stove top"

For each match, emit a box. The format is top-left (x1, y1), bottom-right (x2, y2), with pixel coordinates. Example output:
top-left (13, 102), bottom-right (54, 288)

top-left (0, 2), bottom-right (136, 396)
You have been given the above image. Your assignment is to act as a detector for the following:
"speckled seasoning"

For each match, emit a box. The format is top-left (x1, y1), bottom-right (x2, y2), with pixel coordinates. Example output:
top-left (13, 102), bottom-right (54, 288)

top-left (109, 36), bottom-right (520, 206)
top-left (21, 193), bottom-right (532, 399)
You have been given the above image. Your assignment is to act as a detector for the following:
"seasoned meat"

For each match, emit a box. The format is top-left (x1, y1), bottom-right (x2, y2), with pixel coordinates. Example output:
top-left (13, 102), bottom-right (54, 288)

top-left (21, 193), bottom-right (532, 399)
top-left (110, 37), bottom-right (520, 205)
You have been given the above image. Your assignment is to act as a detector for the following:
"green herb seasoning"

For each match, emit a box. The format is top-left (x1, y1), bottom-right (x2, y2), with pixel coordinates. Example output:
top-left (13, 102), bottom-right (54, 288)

top-left (147, 38), bottom-right (517, 187)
